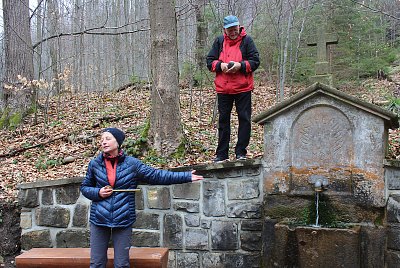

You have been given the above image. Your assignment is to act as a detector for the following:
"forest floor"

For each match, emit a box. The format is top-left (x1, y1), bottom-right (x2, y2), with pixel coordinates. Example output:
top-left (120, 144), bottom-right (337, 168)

top-left (0, 76), bottom-right (400, 202)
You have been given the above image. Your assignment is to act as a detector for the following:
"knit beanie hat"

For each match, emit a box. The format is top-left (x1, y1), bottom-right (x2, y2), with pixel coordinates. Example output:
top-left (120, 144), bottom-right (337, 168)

top-left (103, 128), bottom-right (125, 147)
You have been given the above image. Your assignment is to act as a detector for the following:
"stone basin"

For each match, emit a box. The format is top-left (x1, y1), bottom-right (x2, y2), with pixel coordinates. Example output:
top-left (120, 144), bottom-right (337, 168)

top-left (265, 223), bottom-right (361, 267)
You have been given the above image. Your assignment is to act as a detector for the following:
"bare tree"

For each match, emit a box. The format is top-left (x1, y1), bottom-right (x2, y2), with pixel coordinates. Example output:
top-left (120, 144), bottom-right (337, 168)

top-left (148, 0), bottom-right (183, 156)
top-left (1, 0), bottom-right (35, 125)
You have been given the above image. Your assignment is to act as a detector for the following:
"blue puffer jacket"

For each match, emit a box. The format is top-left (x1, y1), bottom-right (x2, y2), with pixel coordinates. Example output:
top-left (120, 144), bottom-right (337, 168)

top-left (80, 152), bottom-right (192, 228)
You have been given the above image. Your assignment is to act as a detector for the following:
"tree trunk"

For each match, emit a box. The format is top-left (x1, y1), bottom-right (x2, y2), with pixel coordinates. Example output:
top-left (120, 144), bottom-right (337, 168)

top-left (148, 0), bottom-right (182, 156)
top-left (2, 0), bottom-right (35, 123)
top-left (278, 6), bottom-right (293, 101)
top-left (47, 0), bottom-right (61, 94)
top-left (194, 0), bottom-right (208, 69)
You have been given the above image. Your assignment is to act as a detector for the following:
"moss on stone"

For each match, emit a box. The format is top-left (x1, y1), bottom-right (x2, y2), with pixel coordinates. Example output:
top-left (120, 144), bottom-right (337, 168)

top-left (374, 212), bottom-right (384, 226)
top-left (307, 194), bottom-right (337, 227)
top-left (268, 205), bottom-right (305, 220)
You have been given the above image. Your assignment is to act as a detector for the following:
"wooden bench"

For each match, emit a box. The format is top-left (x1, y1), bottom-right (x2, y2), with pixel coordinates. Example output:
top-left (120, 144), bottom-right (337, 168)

top-left (15, 247), bottom-right (168, 268)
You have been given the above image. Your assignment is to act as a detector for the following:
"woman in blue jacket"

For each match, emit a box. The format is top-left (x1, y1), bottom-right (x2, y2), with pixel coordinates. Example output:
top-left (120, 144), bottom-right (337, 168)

top-left (80, 128), bottom-right (203, 268)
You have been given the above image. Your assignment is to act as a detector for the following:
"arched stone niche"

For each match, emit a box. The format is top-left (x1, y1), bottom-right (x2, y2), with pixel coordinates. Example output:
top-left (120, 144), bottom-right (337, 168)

top-left (291, 105), bottom-right (353, 168)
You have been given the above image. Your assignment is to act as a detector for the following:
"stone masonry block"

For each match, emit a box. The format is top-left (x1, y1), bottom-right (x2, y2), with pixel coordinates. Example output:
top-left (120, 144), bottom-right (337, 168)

top-left (202, 252), bottom-right (225, 268)
top-left (228, 179), bottom-right (259, 200)
top-left (387, 195), bottom-right (400, 223)
top-left (135, 190), bottom-right (144, 210)
top-left (185, 214), bottom-right (200, 227)
top-left (386, 250), bottom-right (400, 268)
top-left (21, 229), bottom-right (52, 250)
top-left (176, 252), bottom-right (199, 268)
top-left (163, 214), bottom-right (183, 249)
top-left (201, 219), bottom-right (211, 229)
top-left (55, 184), bottom-right (80, 205)
top-left (240, 231), bottom-right (262, 251)
top-left (132, 211), bottom-right (160, 230)
top-left (225, 253), bottom-right (261, 267)
top-left (36, 206), bottom-right (70, 228)
top-left (56, 229), bottom-right (90, 247)
top-left (387, 225), bottom-right (400, 251)
top-left (132, 231), bottom-right (160, 247)
top-left (203, 181), bottom-right (225, 217)
top-left (41, 188), bottom-right (53, 205)
top-left (245, 166), bottom-right (261, 176)
top-left (173, 201), bottom-right (199, 213)
top-left (226, 202), bottom-right (262, 218)
top-left (216, 169), bottom-right (242, 179)
top-left (211, 221), bottom-right (238, 250)
top-left (386, 167), bottom-right (400, 190)
top-left (185, 228), bottom-right (208, 250)
top-left (18, 189), bottom-right (39, 208)
top-left (360, 226), bottom-right (386, 268)
top-left (20, 212), bottom-right (32, 229)
top-left (241, 220), bottom-right (263, 231)
top-left (72, 203), bottom-right (88, 227)
top-left (172, 183), bottom-right (200, 200)
top-left (147, 187), bottom-right (170, 209)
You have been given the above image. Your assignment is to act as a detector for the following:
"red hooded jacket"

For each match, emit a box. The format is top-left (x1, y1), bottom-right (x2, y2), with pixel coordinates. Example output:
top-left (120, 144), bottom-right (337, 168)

top-left (206, 27), bottom-right (260, 94)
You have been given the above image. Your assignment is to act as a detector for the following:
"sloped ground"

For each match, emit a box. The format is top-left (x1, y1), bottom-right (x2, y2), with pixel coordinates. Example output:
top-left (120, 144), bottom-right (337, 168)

top-left (0, 79), bottom-right (399, 202)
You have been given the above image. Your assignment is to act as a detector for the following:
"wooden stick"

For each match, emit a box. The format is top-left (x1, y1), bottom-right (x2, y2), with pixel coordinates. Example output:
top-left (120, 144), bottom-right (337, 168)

top-left (112, 189), bottom-right (141, 192)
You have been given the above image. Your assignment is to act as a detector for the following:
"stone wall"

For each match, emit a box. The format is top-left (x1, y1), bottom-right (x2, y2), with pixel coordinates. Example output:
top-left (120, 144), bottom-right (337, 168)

top-left (17, 159), bottom-right (263, 268)
top-left (385, 160), bottom-right (400, 268)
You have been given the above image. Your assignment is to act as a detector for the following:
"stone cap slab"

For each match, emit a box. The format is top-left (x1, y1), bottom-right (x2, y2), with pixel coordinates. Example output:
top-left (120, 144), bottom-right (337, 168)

top-left (171, 158), bottom-right (262, 172)
top-left (253, 82), bottom-right (399, 129)
top-left (17, 158), bottom-right (263, 189)
top-left (17, 177), bottom-right (84, 190)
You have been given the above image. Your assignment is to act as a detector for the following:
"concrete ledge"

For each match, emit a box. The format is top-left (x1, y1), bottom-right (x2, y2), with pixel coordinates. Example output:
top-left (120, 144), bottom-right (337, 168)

top-left (17, 177), bottom-right (84, 190)
top-left (171, 157), bottom-right (263, 172)
top-left (384, 159), bottom-right (400, 168)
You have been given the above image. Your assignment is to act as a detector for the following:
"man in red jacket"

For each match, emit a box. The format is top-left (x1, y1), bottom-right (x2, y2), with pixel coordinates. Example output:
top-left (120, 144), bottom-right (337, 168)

top-left (206, 15), bottom-right (260, 162)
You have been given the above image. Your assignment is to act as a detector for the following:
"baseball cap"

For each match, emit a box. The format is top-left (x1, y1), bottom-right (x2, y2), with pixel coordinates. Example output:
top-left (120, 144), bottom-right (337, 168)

top-left (223, 15), bottom-right (239, 29)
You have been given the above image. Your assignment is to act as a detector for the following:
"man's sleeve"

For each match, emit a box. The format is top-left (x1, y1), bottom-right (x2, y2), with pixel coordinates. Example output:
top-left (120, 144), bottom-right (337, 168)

top-left (206, 36), bottom-right (222, 72)
top-left (241, 36), bottom-right (260, 74)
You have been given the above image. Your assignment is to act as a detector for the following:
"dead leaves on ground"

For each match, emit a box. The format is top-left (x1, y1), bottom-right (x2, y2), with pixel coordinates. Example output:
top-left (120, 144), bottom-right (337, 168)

top-left (1, 79), bottom-right (400, 202)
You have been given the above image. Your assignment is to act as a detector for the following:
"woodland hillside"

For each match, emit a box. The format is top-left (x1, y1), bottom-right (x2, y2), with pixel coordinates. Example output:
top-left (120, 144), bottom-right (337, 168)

top-left (0, 74), bottom-right (400, 202)
top-left (0, 0), bottom-right (399, 202)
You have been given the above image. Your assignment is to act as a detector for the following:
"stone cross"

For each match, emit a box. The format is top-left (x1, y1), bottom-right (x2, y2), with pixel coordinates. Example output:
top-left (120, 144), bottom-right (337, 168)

top-left (307, 22), bottom-right (338, 85)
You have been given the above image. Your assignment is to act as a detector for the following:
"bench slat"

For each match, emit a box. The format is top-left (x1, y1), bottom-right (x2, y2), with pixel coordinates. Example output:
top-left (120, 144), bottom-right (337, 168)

top-left (15, 248), bottom-right (168, 268)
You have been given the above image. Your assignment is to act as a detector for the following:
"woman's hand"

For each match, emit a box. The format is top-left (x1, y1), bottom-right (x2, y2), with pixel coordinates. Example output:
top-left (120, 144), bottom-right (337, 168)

top-left (191, 170), bottom-right (204, 182)
top-left (99, 186), bottom-right (113, 198)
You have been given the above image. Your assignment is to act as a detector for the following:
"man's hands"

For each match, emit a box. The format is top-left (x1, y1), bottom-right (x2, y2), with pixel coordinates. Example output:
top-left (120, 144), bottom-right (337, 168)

top-left (221, 61), bottom-right (241, 73)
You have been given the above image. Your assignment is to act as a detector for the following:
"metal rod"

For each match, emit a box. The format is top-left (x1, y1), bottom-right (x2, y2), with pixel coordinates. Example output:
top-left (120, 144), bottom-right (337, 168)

top-left (112, 189), bottom-right (141, 192)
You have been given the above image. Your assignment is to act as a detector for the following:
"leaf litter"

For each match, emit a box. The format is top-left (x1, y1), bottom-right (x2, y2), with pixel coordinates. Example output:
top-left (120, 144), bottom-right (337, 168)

top-left (1, 79), bottom-right (399, 202)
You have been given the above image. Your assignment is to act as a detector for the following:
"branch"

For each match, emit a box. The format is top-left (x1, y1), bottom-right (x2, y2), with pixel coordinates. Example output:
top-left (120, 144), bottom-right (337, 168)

top-left (0, 112), bottom-right (138, 158)
top-left (32, 19), bottom-right (150, 49)
top-left (350, 0), bottom-right (400, 20)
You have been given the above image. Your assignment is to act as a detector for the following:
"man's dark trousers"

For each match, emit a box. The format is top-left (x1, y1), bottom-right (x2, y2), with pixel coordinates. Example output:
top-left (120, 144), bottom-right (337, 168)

top-left (216, 91), bottom-right (251, 159)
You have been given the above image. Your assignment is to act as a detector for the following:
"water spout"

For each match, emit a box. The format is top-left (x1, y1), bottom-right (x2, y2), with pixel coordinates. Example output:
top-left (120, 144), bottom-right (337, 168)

top-left (309, 176), bottom-right (330, 227)
top-left (314, 179), bottom-right (322, 192)
top-left (312, 191), bottom-right (320, 227)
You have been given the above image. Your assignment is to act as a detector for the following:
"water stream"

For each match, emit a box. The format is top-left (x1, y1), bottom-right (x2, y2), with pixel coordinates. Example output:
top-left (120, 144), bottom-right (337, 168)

top-left (312, 191), bottom-right (320, 227)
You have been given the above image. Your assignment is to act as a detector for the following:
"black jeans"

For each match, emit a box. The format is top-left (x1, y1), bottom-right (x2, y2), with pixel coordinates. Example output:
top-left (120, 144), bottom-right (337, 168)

top-left (216, 91), bottom-right (251, 158)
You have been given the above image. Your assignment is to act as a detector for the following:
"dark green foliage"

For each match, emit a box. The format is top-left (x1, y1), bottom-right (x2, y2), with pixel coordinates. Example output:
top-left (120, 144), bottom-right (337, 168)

top-left (35, 157), bottom-right (63, 170)
top-left (386, 96), bottom-right (400, 115)
top-left (250, 0), bottom-right (399, 85)
top-left (123, 120), bottom-right (150, 157)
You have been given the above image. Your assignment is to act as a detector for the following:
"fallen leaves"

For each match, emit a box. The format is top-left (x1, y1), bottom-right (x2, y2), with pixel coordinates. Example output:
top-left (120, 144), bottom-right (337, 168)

top-left (0, 78), bottom-right (399, 202)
